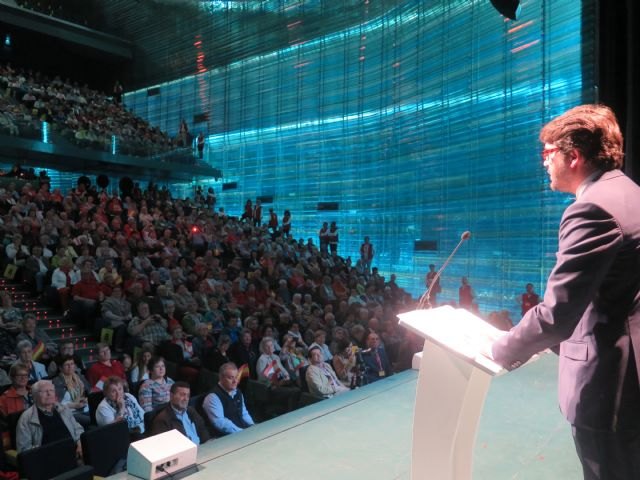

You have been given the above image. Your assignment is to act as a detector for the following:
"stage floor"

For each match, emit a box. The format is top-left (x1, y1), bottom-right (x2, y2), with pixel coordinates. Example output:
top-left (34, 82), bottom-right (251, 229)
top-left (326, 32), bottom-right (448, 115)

top-left (111, 353), bottom-right (582, 479)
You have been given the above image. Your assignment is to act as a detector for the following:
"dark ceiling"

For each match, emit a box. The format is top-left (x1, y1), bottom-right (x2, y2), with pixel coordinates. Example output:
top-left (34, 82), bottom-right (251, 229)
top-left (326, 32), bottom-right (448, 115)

top-left (94, 0), bottom-right (404, 88)
top-left (6, 0), bottom-right (403, 89)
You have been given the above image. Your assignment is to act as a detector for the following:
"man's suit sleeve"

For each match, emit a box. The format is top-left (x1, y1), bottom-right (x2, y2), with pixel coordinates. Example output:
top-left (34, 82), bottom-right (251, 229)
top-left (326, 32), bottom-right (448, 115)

top-left (492, 200), bottom-right (623, 369)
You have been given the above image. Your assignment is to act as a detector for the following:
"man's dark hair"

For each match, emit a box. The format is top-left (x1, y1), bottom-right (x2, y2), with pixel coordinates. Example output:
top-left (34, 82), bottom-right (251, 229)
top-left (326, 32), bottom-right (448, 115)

top-left (307, 345), bottom-right (322, 358)
top-left (170, 381), bottom-right (191, 394)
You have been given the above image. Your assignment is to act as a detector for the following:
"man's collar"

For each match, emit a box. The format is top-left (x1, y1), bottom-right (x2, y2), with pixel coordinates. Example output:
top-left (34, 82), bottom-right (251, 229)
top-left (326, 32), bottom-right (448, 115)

top-left (171, 405), bottom-right (187, 416)
top-left (576, 170), bottom-right (604, 199)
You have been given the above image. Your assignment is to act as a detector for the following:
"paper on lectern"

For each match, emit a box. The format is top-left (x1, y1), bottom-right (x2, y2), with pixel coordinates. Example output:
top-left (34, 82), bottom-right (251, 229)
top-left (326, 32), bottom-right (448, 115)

top-left (398, 306), bottom-right (505, 375)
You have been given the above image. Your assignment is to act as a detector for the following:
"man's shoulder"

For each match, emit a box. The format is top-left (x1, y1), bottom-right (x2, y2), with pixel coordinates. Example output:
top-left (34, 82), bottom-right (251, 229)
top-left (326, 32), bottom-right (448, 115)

top-left (18, 404), bottom-right (36, 420)
top-left (153, 404), bottom-right (175, 421)
top-left (590, 169), bottom-right (640, 195)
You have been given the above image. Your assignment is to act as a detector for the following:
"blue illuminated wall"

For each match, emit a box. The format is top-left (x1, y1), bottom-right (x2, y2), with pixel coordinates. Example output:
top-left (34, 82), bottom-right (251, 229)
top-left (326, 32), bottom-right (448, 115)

top-left (125, 0), bottom-right (596, 318)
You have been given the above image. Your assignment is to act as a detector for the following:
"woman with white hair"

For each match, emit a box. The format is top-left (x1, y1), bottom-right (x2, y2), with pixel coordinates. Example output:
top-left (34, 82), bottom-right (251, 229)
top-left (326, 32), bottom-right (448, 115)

top-left (256, 337), bottom-right (300, 413)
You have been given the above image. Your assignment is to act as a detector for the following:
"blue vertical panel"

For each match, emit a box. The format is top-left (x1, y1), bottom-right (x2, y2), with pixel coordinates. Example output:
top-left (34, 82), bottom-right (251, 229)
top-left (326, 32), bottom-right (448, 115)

top-left (124, 0), bottom-right (595, 319)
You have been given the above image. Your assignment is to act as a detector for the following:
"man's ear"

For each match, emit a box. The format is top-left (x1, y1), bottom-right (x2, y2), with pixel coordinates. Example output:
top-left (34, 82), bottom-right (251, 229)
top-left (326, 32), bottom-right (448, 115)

top-left (569, 148), bottom-right (583, 169)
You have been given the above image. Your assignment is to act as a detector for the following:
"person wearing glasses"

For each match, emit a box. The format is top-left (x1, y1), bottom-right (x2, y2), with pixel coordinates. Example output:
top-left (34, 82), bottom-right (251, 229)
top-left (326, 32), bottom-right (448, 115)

top-left (490, 105), bottom-right (640, 480)
top-left (0, 362), bottom-right (33, 416)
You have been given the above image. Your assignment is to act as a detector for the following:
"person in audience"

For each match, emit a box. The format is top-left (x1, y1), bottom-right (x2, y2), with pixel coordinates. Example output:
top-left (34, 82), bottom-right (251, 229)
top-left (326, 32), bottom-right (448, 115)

top-left (306, 345), bottom-right (350, 398)
top-left (163, 301), bottom-right (180, 330)
top-left (70, 264), bottom-right (105, 329)
top-left (15, 379), bottom-right (84, 455)
top-left (15, 340), bottom-right (46, 383)
top-left (228, 328), bottom-right (258, 379)
top-left (96, 376), bottom-right (145, 440)
top-left (129, 345), bottom-right (153, 384)
top-left (205, 334), bottom-right (231, 373)
top-left (256, 336), bottom-right (300, 412)
top-left (52, 356), bottom-right (90, 427)
top-left (5, 233), bottom-right (29, 267)
top-left (308, 329), bottom-right (332, 362)
top-left (86, 343), bottom-right (126, 391)
top-left (16, 313), bottom-right (57, 362)
top-left (170, 325), bottom-right (197, 363)
top-left (203, 363), bottom-right (254, 435)
top-left (332, 338), bottom-right (357, 387)
top-left (47, 340), bottom-right (85, 377)
top-left (192, 322), bottom-right (215, 361)
top-left (0, 291), bottom-right (23, 331)
top-left (50, 256), bottom-right (76, 311)
top-left (181, 299), bottom-right (204, 335)
top-left (279, 333), bottom-right (308, 382)
top-left (360, 331), bottom-right (393, 384)
top-left (24, 245), bottom-right (50, 295)
top-left (0, 362), bottom-right (32, 416)
top-left (149, 381), bottom-right (210, 444)
top-left (100, 285), bottom-right (132, 352)
top-left (138, 356), bottom-right (174, 412)
top-left (127, 301), bottom-right (170, 347)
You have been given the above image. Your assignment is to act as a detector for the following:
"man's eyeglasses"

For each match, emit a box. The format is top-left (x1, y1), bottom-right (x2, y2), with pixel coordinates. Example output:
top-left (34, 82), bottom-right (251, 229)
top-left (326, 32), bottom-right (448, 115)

top-left (542, 147), bottom-right (560, 161)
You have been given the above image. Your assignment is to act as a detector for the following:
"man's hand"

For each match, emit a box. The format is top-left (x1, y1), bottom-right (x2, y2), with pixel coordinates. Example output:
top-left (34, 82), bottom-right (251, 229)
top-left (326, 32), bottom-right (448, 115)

top-left (480, 330), bottom-right (508, 360)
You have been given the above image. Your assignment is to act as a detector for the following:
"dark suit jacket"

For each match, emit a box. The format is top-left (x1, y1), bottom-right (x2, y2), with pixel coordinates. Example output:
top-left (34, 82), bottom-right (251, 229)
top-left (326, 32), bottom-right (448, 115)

top-left (149, 404), bottom-right (211, 444)
top-left (493, 170), bottom-right (640, 431)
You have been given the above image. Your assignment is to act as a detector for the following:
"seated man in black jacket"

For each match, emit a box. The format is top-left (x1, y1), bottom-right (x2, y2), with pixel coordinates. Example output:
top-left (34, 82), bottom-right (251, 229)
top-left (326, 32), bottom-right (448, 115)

top-left (203, 363), bottom-right (254, 436)
top-left (149, 381), bottom-right (210, 445)
top-left (360, 331), bottom-right (393, 385)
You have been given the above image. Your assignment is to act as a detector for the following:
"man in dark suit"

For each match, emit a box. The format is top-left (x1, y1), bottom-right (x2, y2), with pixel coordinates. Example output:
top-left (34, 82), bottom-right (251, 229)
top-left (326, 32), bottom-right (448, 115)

top-left (149, 381), bottom-right (210, 445)
top-left (491, 104), bottom-right (640, 480)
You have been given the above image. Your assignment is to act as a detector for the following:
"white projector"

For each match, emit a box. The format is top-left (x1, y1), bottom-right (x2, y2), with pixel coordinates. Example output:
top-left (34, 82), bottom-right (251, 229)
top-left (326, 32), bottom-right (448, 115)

top-left (127, 429), bottom-right (198, 480)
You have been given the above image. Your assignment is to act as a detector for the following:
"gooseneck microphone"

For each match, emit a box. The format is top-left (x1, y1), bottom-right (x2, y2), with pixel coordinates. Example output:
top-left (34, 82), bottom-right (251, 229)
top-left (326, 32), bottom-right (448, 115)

top-left (418, 230), bottom-right (471, 309)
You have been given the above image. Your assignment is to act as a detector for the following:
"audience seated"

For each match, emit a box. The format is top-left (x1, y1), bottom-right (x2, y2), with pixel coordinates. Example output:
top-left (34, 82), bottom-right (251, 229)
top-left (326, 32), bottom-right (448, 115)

top-left (0, 362), bottom-right (32, 416)
top-left (127, 301), bottom-right (170, 348)
top-left (332, 338), bottom-right (357, 387)
top-left (0, 170), bottom-right (423, 477)
top-left (99, 285), bottom-right (132, 352)
top-left (47, 341), bottom-right (85, 378)
top-left (360, 331), bottom-right (393, 385)
top-left (51, 356), bottom-right (91, 427)
top-left (95, 376), bottom-right (145, 440)
top-left (15, 379), bottom-right (84, 455)
top-left (128, 345), bottom-right (153, 384)
top-left (15, 340), bottom-right (47, 383)
top-left (228, 329), bottom-right (258, 379)
top-left (278, 333), bottom-right (308, 383)
top-left (86, 344), bottom-right (126, 391)
top-left (16, 313), bottom-right (57, 362)
top-left (308, 329), bottom-right (332, 362)
top-left (306, 346), bottom-right (349, 398)
top-left (205, 334), bottom-right (231, 373)
top-left (256, 337), bottom-right (300, 413)
top-left (148, 381), bottom-right (209, 445)
top-left (137, 356), bottom-right (174, 413)
top-left (203, 362), bottom-right (254, 436)
top-left (0, 62), bottom-right (181, 158)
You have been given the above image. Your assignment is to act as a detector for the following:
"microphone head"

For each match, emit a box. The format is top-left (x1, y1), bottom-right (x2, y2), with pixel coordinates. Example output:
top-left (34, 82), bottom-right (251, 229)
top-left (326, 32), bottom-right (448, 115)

top-left (461, 231), bottom-right (471, 241)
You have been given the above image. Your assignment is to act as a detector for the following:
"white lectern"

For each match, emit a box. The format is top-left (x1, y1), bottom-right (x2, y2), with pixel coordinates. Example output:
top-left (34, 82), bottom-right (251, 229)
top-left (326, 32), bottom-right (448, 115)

top-left (398, 306), bottom-right (505, 480)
